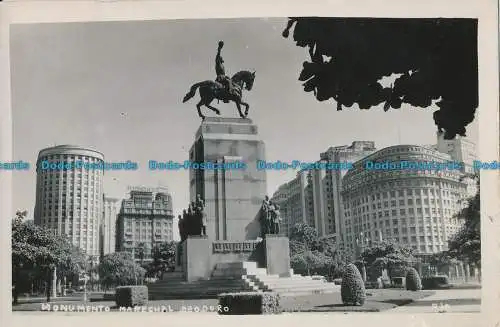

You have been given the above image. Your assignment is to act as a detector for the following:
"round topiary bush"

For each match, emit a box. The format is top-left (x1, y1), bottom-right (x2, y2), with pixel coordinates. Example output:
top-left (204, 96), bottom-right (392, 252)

top-left (341, 263), bottom-right (366, 306)
top-left (405, 267), bottom-right (422, 291)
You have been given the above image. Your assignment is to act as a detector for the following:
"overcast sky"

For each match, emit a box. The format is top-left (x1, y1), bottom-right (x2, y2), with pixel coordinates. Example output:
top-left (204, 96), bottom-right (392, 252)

top-left (10, 18), bottom-right (478, 239)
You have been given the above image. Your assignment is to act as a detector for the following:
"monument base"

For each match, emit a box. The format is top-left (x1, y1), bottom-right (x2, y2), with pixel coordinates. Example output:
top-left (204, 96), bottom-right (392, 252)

top-left (264, 235), bottom-right (291, 277)
top-left (179, 235), bottom-right (291, 281)
top-left (182, 236), bottom-right (211, 282)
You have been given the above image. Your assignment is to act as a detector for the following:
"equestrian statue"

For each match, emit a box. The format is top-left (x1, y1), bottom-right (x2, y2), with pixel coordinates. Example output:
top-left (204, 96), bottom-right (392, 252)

top-left (182, 41), bottom-right (256, 120)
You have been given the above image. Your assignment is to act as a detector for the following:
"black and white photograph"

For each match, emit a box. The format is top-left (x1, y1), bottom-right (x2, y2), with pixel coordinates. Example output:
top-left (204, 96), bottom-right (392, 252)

top-left (1, 1), bottom-right (499, 325)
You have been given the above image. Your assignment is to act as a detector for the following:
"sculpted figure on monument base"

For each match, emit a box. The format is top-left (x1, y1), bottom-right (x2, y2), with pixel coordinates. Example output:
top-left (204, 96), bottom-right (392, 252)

top-left (177, 195), bottom-right (207, 239)
top-left (260, 196), bottom-right (283, 237)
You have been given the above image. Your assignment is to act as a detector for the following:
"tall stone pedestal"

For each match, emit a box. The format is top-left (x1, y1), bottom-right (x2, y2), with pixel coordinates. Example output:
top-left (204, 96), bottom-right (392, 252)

top-left (264, 235), bottom-right (291, 277)
top-left (189, 117), bottom-right (267, 241)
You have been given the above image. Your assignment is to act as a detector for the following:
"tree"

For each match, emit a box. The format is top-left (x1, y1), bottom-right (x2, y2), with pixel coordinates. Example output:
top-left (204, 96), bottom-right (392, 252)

top-left (361, 241), bottom-right (415, 280)
top-left (288, 223), bottom-right (345, 278)
top-left (146, 241), bottom-right (177, 277)
top-left (98, 252), bottom-right (146, 290)
top-left (447, 172), bottom-right (480, 268)
top-left (289, 223), bottom-right (319, 250)
top-left (282, 18), bottom-right (478, 140)
top-left (12, 211), bottom-right (85, 304)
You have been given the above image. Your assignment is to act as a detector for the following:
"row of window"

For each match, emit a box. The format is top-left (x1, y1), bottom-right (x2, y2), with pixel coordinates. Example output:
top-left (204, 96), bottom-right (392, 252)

top-left (347, 206), bottom-right (457, 218)
top-left (343, 177), bottom-right (464, 195)
top-left (346, 188), bottom-right (461, 207)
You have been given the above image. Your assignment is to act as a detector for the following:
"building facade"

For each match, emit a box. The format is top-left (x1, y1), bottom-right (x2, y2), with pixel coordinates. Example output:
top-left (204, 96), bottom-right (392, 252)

top-left (100, 195), bottom-right (121, 257)
top-left (115, 190), bottom-right (174, 263)
top-left (309, 141), bottom-right (377, 241)
top-left (271, 170), bottom-right (312, 236)
top-left (34, 145), bottom-right (104, 257)
top-left (341, 145), bottom-right (468, 256)
top-left (435, 132), bottom-right (478, 196)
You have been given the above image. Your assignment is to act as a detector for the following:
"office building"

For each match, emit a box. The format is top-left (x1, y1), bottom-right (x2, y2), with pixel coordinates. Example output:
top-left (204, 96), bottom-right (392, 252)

top-left (34, 145), bottom-right (104, 257)
top-left (100, 195), bottom-right (121, 256)
top-left (115, 189), bottom-right (174, 262)
top-left (309, 141), bottom-right (377, 242)
top-left (341, 145), bottom-right (468, 255)
top-left (271, 170), bottom-right (312, 236)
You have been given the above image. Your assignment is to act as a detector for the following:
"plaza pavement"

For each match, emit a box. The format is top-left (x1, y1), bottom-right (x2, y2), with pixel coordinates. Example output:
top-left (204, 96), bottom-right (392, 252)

top-left (12, 288), bottom-right (481, 313)
top-left (389, 289), bottom-right (481, 313)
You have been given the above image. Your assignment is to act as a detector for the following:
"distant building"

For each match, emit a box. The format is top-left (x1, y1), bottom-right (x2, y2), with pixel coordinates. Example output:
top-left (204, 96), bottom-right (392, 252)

top-left (115, 190), bottom-right (174, 263)
top-left (100, 195), bottom-right (121, 257)
top-left (310, 141), bottom-right (377, 242)
top-left (271, 170), bottom-right (311, 236)
top-left (341, 145), bottom-right (468, 256)
top-left (34, 145), bottom-right (104, 257)
top-left (272, 141), bottom-right (376, 240)
top-left (436, 131), bottom-right (478, 196)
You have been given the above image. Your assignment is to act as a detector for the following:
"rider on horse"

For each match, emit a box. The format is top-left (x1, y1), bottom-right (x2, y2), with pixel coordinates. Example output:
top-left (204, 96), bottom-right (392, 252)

top-left (215, 41), bottom-right (236, 103)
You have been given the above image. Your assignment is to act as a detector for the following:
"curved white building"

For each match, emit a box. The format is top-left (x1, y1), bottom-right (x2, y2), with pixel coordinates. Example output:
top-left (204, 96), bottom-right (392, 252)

top-left (34, 145), bottom-right (105, 256)
top-left (341, 145), bottom-right (468, 255)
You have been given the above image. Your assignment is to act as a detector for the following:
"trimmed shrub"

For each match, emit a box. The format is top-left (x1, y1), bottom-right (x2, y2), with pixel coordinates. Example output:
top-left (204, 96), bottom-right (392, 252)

top-left (405, 268), bottom-right (422, 291)
top-left (115, 285), bottom-right (148, 307)
top-left (341, 263), bottom-right (366, 306)
top-left (422, 275), bottom-right (451, 290)
top-left (218, 292), bottom-right (281, 315)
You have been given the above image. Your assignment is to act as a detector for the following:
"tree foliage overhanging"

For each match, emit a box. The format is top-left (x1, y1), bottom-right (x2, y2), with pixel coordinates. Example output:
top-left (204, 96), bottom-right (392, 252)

top-left (282, 17), bottom-right (478, 140)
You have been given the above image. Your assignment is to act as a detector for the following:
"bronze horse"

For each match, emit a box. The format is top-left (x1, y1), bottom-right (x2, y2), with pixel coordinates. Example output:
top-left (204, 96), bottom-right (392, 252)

top-left (182, 70), bottom-right (256, 119)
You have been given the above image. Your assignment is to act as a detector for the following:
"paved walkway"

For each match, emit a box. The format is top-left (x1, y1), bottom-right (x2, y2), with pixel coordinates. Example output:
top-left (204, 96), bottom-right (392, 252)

top-left (390, 289), bottom-right (481, 313)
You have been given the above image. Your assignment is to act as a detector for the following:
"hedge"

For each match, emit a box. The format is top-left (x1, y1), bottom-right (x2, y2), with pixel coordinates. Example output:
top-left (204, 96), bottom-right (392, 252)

top-left (341, 263), bottom-right (366, 306)
top-left (218, 292), bottom-right (281, 315)
top-left (422, 275), bottom-right (451, 290)
top-left (405, 268), bottom-right (422, 291)
top-left (115, 286), bottom-right (148, 307)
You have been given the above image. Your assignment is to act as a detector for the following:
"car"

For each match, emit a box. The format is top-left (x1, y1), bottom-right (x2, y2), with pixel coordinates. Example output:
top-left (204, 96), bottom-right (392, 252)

top-left (333, 278), bottom-right (342, 285)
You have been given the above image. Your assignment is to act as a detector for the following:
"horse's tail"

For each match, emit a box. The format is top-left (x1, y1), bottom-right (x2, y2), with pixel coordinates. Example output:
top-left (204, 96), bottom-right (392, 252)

top-left (182, 82), bottom-right (204, 103)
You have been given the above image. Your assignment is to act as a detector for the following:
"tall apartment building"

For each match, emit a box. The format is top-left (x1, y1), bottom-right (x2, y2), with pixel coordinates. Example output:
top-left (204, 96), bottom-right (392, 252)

top-left (436, 132), bottom-right (478, 196)
top-left (271, 170), bottom-right (312, 236)
top-left (271, 141), bottom-right (376, 240)
top-left (341, 145), bottom-right (468, 256)
top-left (115, 190), bottom-right (174, 262)
top-left (309, 141), bottom-right (377, 242)
top-left (100, 195), bottom-right (121, 257)
top-left (34, 145), bottom-right (104, 257)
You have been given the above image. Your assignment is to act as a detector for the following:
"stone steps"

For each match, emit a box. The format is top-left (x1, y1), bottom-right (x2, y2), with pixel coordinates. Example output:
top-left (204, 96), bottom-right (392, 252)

top-left (256, 281), bottom-right (332, 289)
top-left (148, 277), bottom-right (254, 300)
top-left (147, 260), bottom-right (340, 299)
